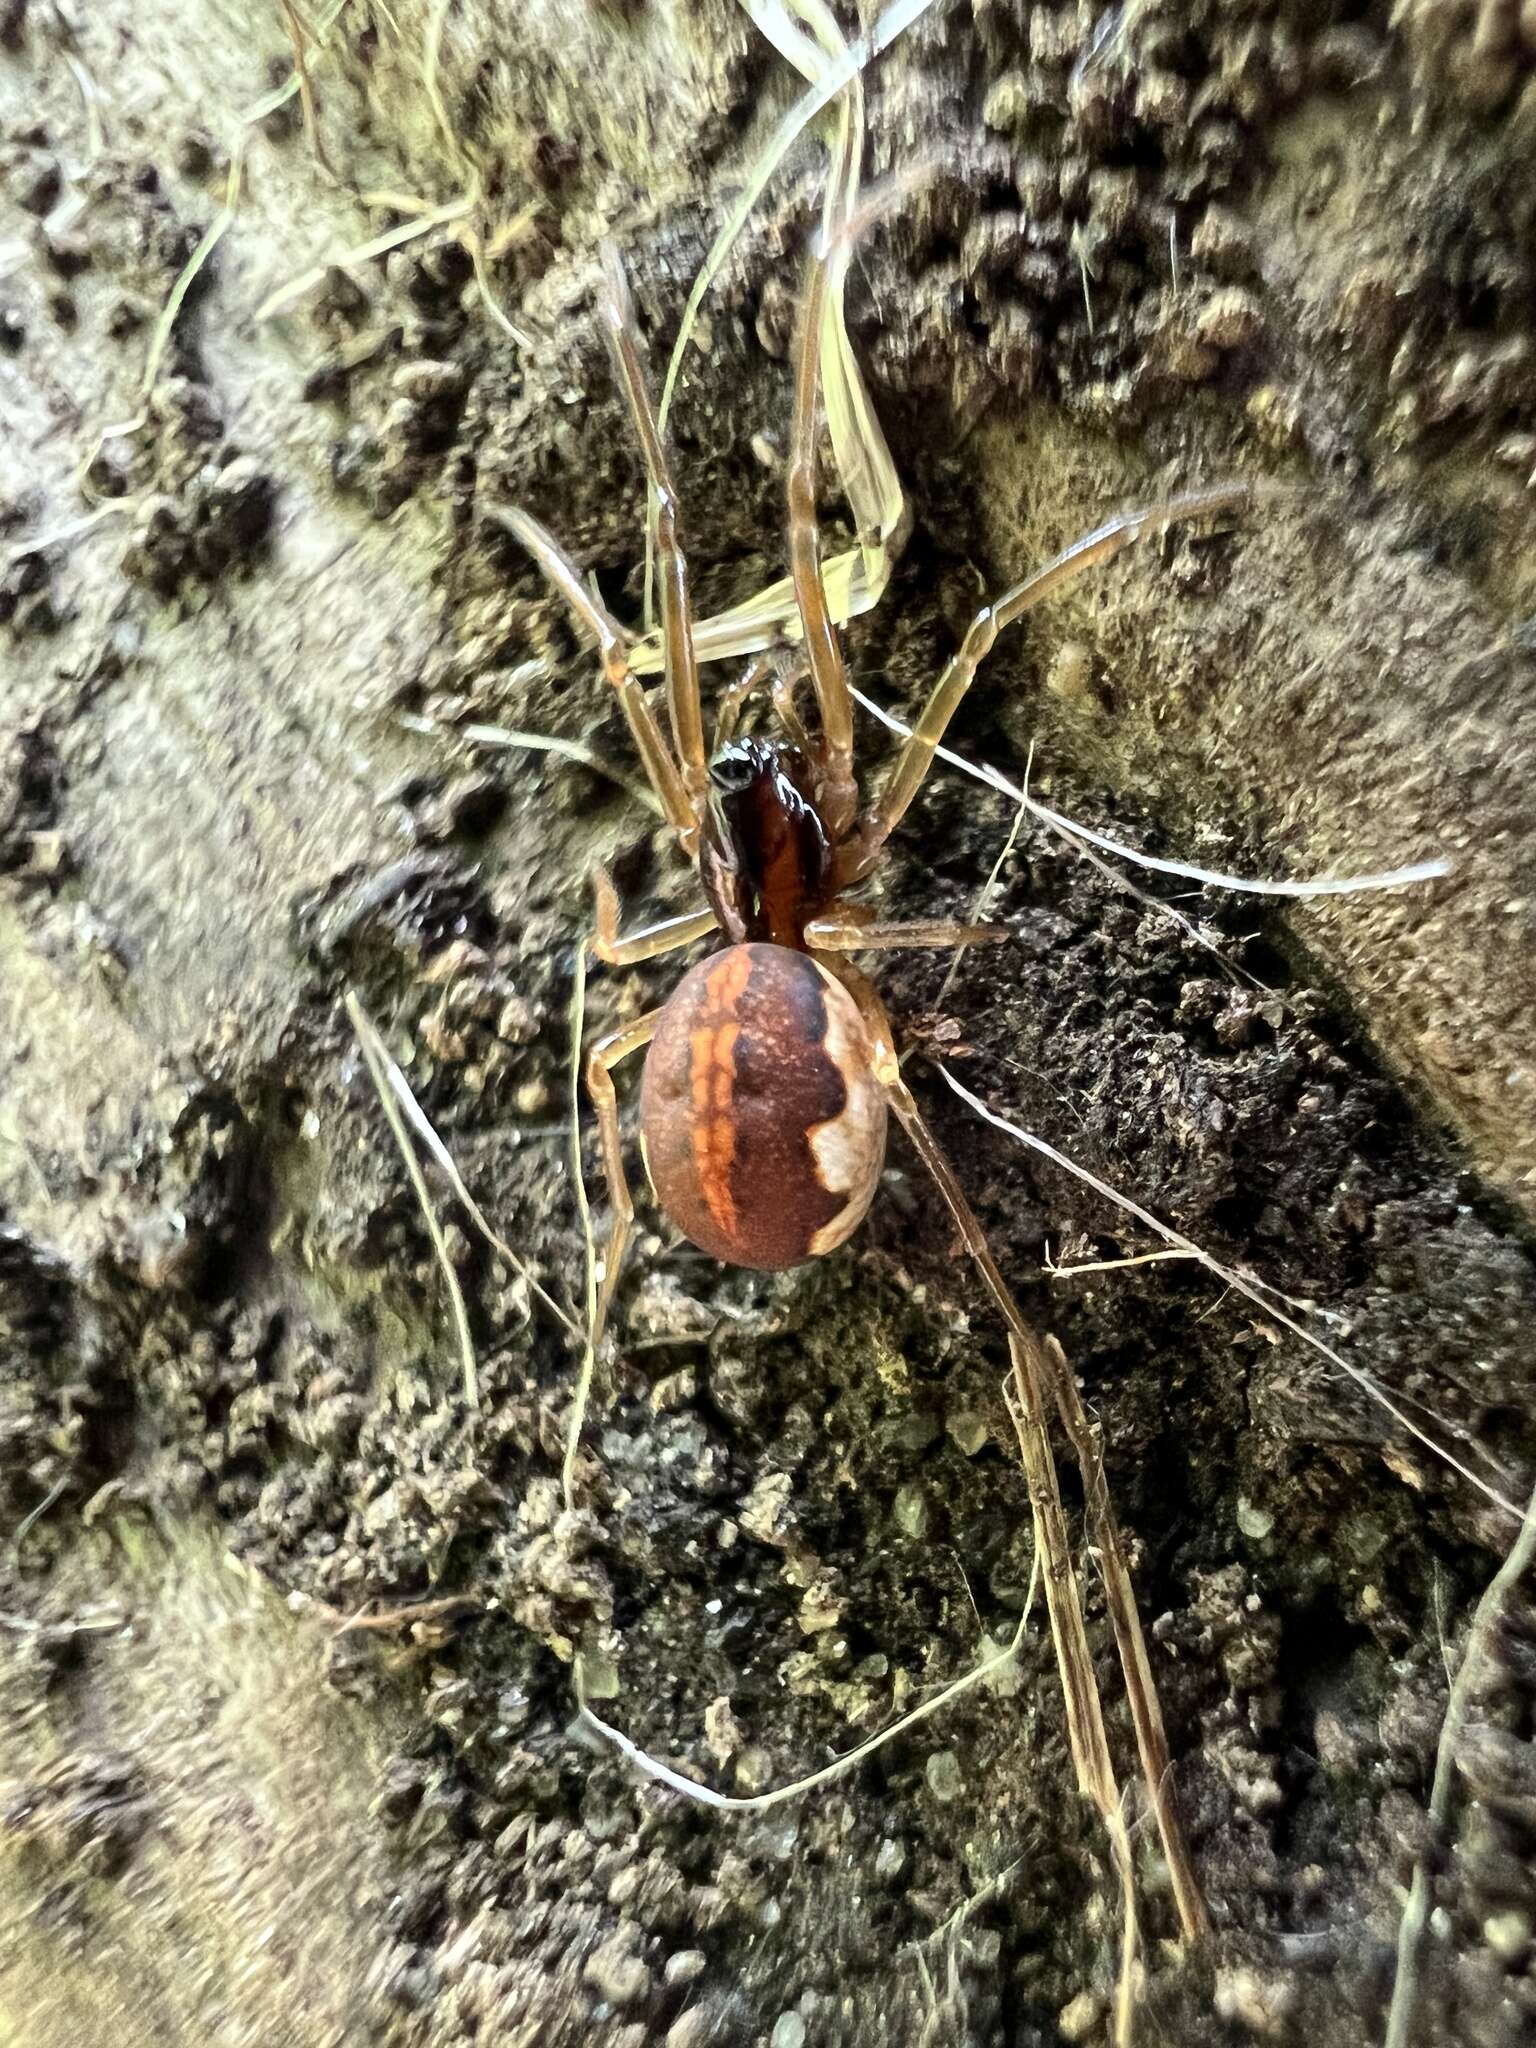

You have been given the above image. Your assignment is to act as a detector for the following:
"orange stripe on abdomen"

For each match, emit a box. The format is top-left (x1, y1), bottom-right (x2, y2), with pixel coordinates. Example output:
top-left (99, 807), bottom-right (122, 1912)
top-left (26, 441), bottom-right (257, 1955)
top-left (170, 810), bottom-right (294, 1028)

top-left (686, 949), bottom-right (754, 1245)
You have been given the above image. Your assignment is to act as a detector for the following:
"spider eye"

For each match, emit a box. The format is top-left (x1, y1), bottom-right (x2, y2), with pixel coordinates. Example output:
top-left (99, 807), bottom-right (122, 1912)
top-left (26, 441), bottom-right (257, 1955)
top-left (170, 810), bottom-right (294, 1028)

top-left (709, 747), bottom-right (757, 796)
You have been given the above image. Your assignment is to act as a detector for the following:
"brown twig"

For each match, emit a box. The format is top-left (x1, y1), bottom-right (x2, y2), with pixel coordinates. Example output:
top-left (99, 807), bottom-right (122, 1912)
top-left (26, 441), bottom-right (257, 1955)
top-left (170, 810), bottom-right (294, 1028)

top-left (329, 1593), bottom-right (479, 1636)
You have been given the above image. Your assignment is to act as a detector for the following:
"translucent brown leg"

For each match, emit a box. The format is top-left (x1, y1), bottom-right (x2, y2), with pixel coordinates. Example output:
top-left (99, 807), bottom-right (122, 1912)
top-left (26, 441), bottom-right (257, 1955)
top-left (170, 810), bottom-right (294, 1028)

top-left (833, 962), bottom-right (1209, 1945)
top-left (770, 662), bottom-right (814, 757)
top-left (1041, 1328), bottom-right (1211, 1940)
top-left (585, 1007), bottom-right (663, 1353)
top-left (844, 483), bottom-right (1254, 881)
top-left (787, 232), bottom-right (859, 840)
top-left (500, 506), bottom-right (698, 853)
top-left (710, 653), bottom-right (779, 753)
top-left (712, 652), bottom-right (815, 757)
top-left (589, 866), bottom-right (716, 967)
top-left (804, 909), bottom-right (1008, 953)
top-left (598, 246), bottom-right (710, 827)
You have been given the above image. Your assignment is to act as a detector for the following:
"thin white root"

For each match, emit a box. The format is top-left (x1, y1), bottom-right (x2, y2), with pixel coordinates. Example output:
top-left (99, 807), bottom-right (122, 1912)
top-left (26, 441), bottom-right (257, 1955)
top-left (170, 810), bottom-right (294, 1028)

top-left (1026, 796), bottom-right (1450, 898)
top-left (1046, 1245), bottom-right (1198, 1279)
top-left (3, 504), bottom-right (132, 565)
top-left (933, 772), bottom-right (1028, 1010)
top-left (578, 1591), bottom-right (1034, 1815)
top-left (938, 1065), bottom-right (1524, 1523)
top-left (851, 686), bottom-right (1451, 899)
top-left (347, 991), bottom-right (579, 1339)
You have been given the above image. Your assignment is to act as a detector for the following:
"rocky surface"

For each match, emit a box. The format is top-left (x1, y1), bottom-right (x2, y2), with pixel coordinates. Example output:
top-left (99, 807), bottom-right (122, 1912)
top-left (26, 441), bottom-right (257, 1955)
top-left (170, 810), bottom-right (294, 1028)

top-left (2, 4), bottom-right (1535, 2045)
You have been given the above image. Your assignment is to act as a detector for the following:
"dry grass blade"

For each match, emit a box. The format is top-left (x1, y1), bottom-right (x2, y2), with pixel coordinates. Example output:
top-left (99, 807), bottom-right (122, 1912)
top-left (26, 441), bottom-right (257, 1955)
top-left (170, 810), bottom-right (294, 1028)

top-left (1004, 1332), bottom-right (1140, 2047)
top-left (564, 946), bottom-right (600, 1516)
top-left (346, 992), bottom-right (479, 1406)
top-left (141, 148), bottom-right (244, 398)
top-left (278, 0), bottom-right (331, 169)
top-left (766, 0), bottom-right (908, 610)
top-left (632, 0), bottom-right (936, 665)
top-left (128, 0), bottom-right (348, 409)
top-left (255, 194), bottom-right (474, 323)
top-left (1040, 1333), bottom-right (1209, 1942)
top-left (1385, 1481), bottom-right (1536, 2048)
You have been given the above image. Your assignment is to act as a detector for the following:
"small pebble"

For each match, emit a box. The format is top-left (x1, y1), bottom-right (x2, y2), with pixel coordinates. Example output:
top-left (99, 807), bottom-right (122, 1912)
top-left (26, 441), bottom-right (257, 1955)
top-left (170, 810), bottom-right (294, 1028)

top-left (582, 1937), bottom-right (651, 2007)
top-left (1213, 1965), bottom-right (1296, 2037)
top-left (925, 1749), bottom-right (963, 1803)
top-left (1196, 286), bottom-right (1264, 352)
top-left (1046, 640), bottom-right (1094, 706)
top-left (392, 357), bottom-right (469, 403)
top-left (946, 1409), bottom-right (989, 1456)
top-left (893, 1482), bottom-right (930, 1539)
top-left (1059, 1990), bottom-right (1103, 2042)
top-left (666, 2014), bottom-right (712, 2048)
top-left (1485, 1910), bottom-right (1532, 1965)
top-left (770, 2016), bottom-right (806, 2048)
top-left (982, 72), bottom-right (1031, 135)
top-left (874, 1836), bottom-right (907, 1884)
top-left (1236, 1498), bottom-right (1273, 1541)
top-left (664, 1950), bottom-right (707, 1987)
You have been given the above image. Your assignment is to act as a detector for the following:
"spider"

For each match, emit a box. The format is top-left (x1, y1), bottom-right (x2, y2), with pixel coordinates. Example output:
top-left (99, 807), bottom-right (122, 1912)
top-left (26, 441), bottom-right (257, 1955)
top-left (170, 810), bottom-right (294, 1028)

top-left (501, 225), bottom-right (1261, 1944)
top-left (507, 231), bottom-right (1249, 1357)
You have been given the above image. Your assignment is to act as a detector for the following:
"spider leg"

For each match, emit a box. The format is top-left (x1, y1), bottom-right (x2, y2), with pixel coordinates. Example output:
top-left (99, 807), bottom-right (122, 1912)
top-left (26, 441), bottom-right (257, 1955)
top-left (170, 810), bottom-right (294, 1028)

top-left (1039, 1326), bottom-right (1211, 1940)
top-left (585, 1006), bottom-right (664, 1354)
top-left (804, 909), bottom-right (1008, 953)
top-left (584, 871), bottom-right (717, 1346)
top-left (770, 657), bottom-right (814, 757)
top-left (787, 230), bottom-right (860, 841)
top-left (834, 962), bottom-right (1210, 1944)
top-left (710, 652), bottom-right (780, 754)
top-left (590, 866), bottom-right (716, 966)
top-left (598, 246), bottom-right (711, 827)
top-left (499, 507), bottom-right (699, 854)
top-left (844, 482), bottom-right (1254, 881)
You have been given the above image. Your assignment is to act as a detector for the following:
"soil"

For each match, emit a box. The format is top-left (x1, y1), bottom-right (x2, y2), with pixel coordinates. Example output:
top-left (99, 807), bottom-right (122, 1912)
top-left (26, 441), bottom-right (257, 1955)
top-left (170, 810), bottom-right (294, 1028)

top-left (3, 4), bottom-right (1536, 2047)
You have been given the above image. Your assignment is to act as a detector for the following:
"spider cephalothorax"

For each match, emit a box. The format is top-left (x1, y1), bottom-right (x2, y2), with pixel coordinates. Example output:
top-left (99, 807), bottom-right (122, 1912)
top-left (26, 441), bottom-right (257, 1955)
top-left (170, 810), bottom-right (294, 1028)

top-left (699, 736), bottom-right (833, 949)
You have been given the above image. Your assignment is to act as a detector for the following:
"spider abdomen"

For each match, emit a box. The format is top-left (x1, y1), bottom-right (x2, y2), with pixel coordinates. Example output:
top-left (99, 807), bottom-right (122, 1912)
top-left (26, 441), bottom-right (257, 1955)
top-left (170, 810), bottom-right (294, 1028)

top-left (639, 942), bottom-right (887, 1271)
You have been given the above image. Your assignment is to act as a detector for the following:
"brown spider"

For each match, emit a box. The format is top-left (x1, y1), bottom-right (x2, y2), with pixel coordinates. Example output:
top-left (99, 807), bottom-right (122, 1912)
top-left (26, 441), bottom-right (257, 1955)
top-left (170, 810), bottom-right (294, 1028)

top-left (502, 226), bottom-right (1260, 1946)
top-left (508, 232), bottom-right (1248, 1356)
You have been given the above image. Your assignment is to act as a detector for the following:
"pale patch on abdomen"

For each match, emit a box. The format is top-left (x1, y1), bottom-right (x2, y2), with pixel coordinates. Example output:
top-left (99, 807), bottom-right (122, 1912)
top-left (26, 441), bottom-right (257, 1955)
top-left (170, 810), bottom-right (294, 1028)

top-left (805, 963), bottom-right (886, 1256)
